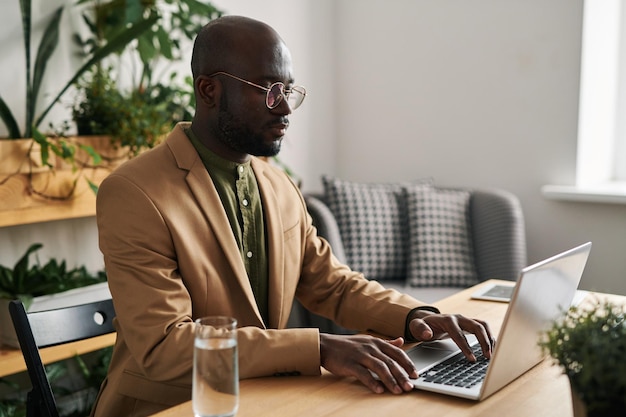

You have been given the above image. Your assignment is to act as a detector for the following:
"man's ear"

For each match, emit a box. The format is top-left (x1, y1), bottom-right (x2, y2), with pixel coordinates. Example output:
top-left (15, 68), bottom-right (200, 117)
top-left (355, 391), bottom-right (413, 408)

top-left (195, 75), bottom-right (220, 108)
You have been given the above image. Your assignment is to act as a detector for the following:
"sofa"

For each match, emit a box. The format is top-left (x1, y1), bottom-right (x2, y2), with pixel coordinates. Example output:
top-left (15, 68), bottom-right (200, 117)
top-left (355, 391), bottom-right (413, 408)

top-left (288, 176), bottom-right (528, 334)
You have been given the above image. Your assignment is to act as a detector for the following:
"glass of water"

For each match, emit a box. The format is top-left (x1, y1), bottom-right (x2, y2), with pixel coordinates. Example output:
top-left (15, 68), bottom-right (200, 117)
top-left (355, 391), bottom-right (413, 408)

top-left (193, 316), bottom-right (238, 417)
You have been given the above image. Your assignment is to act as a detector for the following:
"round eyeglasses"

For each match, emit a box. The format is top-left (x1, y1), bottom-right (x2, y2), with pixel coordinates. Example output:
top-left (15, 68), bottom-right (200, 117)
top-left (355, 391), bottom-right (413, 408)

top-left (209, 71), bottom-right (307, 110)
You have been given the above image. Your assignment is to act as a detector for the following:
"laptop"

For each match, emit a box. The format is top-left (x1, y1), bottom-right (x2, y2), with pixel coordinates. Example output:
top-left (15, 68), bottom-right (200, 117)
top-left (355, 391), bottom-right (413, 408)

top-left (407, 242), bottom-right (592, 400)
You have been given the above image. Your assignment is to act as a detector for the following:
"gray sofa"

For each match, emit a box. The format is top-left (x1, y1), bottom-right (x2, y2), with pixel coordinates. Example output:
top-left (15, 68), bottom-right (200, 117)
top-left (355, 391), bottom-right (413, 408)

top-left (288, 184), bottom-right (527, 334)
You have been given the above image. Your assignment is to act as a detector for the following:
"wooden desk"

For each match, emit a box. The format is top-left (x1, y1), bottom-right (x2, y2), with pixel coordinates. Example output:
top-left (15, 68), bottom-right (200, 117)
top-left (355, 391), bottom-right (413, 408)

top-left (0, 333), bottom-right (116, 378)
top-left (151, 280), bottom-right (622, 417)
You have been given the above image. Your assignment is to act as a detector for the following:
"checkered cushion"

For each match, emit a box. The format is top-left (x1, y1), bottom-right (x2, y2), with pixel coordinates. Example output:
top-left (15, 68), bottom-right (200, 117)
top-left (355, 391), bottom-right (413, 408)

top-left (322, 176), bottom-right (431, 280)
top-left (405, 186), bottom-right (479, 287)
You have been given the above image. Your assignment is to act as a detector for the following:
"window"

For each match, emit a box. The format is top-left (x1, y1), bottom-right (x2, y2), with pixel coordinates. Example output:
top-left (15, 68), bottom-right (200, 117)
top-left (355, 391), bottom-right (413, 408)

top-left (543, 0), bottom-right (626, 203)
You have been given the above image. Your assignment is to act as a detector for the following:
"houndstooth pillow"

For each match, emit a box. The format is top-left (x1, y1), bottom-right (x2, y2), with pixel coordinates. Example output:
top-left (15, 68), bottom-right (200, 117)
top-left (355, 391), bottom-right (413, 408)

top-left (322, 176), bottom-right (431, 280)
top-left (405, 186), bottom-right (479, 287)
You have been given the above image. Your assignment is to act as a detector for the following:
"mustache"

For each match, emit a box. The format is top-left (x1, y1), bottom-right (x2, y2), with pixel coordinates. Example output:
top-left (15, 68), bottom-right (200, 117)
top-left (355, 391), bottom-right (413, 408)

top-left (268, 117), bottom-right (289, 127)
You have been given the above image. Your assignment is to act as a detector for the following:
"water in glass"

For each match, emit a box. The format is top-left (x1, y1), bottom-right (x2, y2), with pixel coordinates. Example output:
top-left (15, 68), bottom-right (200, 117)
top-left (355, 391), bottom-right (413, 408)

top-left (193, 337), bottom-right (238, 417)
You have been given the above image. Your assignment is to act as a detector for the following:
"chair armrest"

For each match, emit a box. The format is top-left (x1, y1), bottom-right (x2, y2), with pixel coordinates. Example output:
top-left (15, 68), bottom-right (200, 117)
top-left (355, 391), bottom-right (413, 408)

top-left (469, 188), bottom-right (528, 281)
top-left (303, 193), bottom-right (347, 264)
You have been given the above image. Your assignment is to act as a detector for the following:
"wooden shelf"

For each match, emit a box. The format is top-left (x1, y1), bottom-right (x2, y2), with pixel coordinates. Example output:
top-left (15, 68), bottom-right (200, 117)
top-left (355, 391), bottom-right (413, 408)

top-left (0, 333), bottom-right (116, 378)
top-left (0, 198), bottom-right (97, 227)
top-left (0, 136), bottom-right (127, 227)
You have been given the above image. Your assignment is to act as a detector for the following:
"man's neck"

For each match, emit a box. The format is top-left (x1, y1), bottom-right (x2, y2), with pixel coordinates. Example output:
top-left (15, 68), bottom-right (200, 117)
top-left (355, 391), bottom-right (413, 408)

top-left (189, 122), bottom-right (251, 164)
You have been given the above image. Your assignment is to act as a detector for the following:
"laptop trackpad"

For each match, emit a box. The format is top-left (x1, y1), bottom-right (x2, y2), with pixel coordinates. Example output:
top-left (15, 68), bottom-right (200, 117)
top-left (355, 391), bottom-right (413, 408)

top-left (406, 335), bottom-right (478, 372)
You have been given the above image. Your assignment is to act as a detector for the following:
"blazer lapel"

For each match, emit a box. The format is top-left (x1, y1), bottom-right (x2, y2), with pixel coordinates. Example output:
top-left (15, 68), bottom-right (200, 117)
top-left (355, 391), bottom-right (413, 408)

top-left (166, 124), bottom-right (264, 326)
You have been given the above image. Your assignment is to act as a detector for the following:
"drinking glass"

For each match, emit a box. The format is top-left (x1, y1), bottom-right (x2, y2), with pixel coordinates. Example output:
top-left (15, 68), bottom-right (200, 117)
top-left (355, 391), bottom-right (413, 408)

top-left (193, 316), bottom-right (238, 417)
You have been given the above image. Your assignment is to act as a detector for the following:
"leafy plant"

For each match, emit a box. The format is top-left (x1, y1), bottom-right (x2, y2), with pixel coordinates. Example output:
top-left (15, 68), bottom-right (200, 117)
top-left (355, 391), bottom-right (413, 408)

top-left (0, 378), bottom-right (23, 417)
top-left (70, 0), bottom-right (222, 156)
top-left (0, 243), bottom-right (107, 309)
top-left (0, 0), bottom-right (158, 140)
top-left (74, 0), bottom-right (222, 91)
top-left (0, 347), bottom-right (112, 417)
top-left (72, 68), bottom-right (191, 156)
top-left (540, 299), bottom-right (626, 417)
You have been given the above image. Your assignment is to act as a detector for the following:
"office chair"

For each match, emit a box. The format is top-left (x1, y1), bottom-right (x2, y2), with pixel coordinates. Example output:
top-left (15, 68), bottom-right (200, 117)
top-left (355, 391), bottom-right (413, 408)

top-left (8, 299), bottom-right (116, 417)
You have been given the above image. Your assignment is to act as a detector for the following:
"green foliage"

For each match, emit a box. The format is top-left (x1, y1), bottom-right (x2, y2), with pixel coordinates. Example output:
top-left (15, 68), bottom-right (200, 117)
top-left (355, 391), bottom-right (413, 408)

top-left (74, 0), bottom-right (223, 89)
top-left (74, 346), bottom-right (113, 396)
top-left (0, 1), bottom-right (63, 139)
top-left (72, 68), bottom-right (193, 156)
top-left (0, 399), bottom-right (22, 417)
top-left (0, 378), bottom-right (22, 417)
top-left (32, 127), bottom-right (101, 173)
top-left (0, 347), bottom-right (113, 417)
top-left (540, 299), bottom-right (626, 416)
top-left (0, 0), bottom-right (158, 139)
top-left (71, 0), bottom-right (222, 156)
top-left (0, 243), bottom-right (106, 309)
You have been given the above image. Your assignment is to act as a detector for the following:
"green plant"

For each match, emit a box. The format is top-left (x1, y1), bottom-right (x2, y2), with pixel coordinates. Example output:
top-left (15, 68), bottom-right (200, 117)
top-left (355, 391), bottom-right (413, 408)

top-left (0, 0), bottom-right (158, 140)
top-left (0, 243), bottom-right (107, 309)
top-left (540, 299), bottom-right (626, 417)
top-left (70, 0), bottom-right (222, 156)
top-left (0, 347), bottom-right (112, 417)
top-left (0, 378), bottom-right (23, 417)
top-left (74, 0), bottom-right (222, 90)
top-left (72, 68), bottom-right (192, 156)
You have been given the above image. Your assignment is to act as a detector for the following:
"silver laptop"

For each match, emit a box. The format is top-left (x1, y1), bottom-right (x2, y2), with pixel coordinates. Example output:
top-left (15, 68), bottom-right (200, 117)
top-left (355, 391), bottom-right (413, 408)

top-left (407, 242), bottom-right (592, 400)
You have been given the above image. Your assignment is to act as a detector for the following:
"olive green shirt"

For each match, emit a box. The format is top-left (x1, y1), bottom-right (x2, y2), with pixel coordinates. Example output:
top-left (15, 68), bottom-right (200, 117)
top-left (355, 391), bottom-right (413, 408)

top-left (185, 128), bottom-right (269, 322)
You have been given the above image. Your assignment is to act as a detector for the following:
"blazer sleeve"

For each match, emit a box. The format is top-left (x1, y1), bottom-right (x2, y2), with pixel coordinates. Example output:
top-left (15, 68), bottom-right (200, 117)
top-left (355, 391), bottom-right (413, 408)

top-left (294, 190), bottom-right (429, 338)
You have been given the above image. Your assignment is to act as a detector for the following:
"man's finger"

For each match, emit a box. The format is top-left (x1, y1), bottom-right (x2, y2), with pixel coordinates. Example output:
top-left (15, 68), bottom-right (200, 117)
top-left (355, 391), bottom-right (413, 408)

top-left (408, 318), bottom-right (434, 341)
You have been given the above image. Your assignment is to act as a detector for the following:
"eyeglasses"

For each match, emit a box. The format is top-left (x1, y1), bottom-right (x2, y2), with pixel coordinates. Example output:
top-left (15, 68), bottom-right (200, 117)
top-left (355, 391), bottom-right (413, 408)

top-left (209, 71), bottom-right (307, 110)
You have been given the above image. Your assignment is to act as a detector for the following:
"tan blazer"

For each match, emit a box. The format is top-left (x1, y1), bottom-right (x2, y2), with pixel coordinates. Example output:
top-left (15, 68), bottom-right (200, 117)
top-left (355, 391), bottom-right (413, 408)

top-left (91, 123), bottom-right (427, 417)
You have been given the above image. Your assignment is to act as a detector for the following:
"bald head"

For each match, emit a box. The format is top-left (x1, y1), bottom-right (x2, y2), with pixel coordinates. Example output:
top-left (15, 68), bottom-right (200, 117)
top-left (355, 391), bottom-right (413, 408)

top-left (191, 16), bottom-right (286, 80)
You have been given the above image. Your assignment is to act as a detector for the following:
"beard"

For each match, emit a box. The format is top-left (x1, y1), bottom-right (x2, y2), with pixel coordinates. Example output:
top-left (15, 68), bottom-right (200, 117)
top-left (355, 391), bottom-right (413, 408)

top-left (216, 97), bottom-right (283, 157)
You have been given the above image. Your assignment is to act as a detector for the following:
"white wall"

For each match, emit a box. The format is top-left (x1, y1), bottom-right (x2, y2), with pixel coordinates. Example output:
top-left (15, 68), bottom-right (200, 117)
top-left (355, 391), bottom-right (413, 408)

top-left (331, 0), bottom-right (626, 295)
top-left (2, 0), bottom-right (625, 295)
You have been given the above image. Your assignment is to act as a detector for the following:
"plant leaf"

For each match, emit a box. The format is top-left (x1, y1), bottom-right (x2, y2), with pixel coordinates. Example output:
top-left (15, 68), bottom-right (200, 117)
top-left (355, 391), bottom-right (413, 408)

top-left (20, 0), bottom-right (32, 138)
top-left (17, 294), bottom-right (34, 311)
top-left (137, 32), bottom-right (157, 64)
top-left (155, 26), bottom-right (173, 60)
top-left (32, 127), bottom-right (51, 167)
top-left (13, 243), bottom-right (43, 275)
top-left (79, 144), bottom-right (103, 165)
top-left (125, 0), bottom-right (144, 24)
top-left (30, 6), bottom-right (63, 135)
top-left (0, 95), bottom-right (22, 138)
top-left (86, 178), bottom-right (99, 195)
top-left (35, 14), bottom-right (159, 128)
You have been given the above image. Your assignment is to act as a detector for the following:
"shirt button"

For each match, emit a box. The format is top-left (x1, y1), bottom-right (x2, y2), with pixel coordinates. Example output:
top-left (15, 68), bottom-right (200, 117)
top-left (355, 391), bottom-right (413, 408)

top-left (246, 251), bottom-right (253, 258)
top-left (238, 166), bottom-right (244, 174)
top-left (242, 199), bottom-right (249, 207)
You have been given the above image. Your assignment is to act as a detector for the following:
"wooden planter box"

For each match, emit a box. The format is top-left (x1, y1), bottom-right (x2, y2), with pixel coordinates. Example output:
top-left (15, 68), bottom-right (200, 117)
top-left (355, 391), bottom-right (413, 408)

top-left (0, 136), bottom-right (129, 226)
top-left (0, 281), bottom-right (112, 348)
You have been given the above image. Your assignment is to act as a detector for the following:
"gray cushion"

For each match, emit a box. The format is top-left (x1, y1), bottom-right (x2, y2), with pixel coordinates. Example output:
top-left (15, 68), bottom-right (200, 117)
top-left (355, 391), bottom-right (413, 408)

top-left (322, 176), bottom-right (430, 280)
top-left (405, 186), bottom-right (479, 287)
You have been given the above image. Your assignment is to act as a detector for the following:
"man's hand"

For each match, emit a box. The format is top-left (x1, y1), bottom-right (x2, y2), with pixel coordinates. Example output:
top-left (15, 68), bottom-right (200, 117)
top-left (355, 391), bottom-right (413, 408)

top-left (408, 310), bottom-right (496, 362)
top-left (319, 312), bottom-right (495, 395)
top-left (319, 334), bottom-right (417, 395)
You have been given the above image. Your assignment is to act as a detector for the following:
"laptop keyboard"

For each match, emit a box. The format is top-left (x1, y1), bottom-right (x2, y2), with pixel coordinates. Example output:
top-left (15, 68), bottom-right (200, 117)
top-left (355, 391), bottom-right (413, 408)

top-left (418, 344), bottom-right (490, 388)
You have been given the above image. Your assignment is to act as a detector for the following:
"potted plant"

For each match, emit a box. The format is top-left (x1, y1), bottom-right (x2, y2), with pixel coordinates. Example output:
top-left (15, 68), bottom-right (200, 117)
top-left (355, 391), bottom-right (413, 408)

top-left (540, 299), bottom-right (626, 417)
top-left (0, 243), bottom-right (108, 347)
top-left (0, 0), bottom-right (158, 213)
top-left (71, 66), bottom-right (188, 158)
top-left (71, 0), bottom-right (222, 158)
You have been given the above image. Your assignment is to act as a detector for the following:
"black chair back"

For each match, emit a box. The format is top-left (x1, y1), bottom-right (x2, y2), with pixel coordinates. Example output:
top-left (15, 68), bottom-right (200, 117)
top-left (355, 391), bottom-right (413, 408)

top-left (8, 299), bottom-right (116, 417)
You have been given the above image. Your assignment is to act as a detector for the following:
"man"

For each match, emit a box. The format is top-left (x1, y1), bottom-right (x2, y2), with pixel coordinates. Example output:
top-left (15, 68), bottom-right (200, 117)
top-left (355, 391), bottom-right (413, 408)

top-left (91, 15), bottom-right (494, 417)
